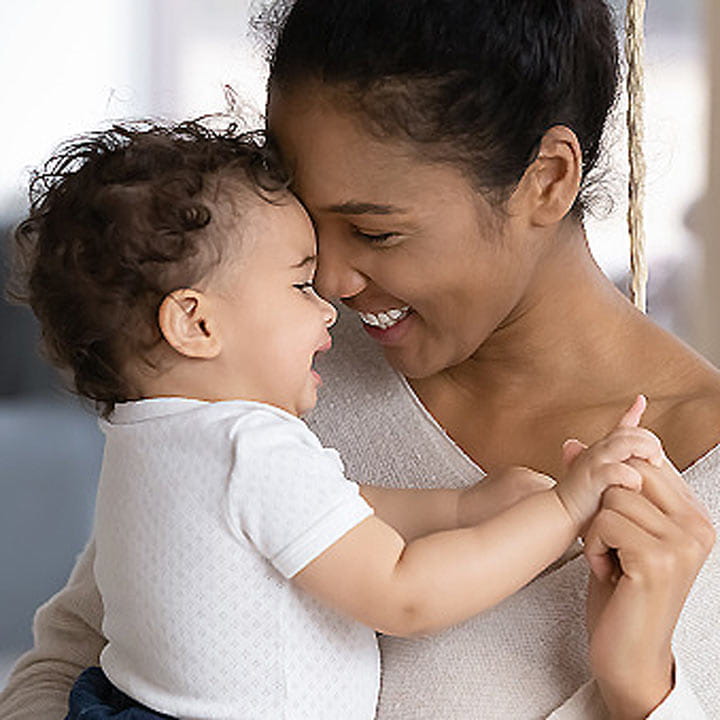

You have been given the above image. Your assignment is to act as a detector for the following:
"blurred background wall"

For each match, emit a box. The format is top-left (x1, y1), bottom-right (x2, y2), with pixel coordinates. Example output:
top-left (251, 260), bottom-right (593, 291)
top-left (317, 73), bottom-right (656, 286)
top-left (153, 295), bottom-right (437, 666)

top-left (698, 0), bottom-right (720, 365)
top-left (0, 0), bottom-right (716, 687)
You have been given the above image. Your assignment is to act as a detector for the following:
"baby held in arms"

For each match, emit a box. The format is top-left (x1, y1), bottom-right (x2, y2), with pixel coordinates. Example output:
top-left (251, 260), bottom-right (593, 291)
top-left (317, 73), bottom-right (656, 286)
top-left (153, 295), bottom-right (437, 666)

top-left (11, 120), bottom-right (664, 720)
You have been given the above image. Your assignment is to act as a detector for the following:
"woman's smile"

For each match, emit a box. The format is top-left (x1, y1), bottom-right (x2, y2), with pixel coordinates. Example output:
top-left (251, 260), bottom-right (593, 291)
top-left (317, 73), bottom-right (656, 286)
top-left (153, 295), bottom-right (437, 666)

top-left (357, 305), bottom-right (412, 330)
top-left (268, 88), bottom-right (540, 379)
top-left (356, 306), bottom-right (416, 345)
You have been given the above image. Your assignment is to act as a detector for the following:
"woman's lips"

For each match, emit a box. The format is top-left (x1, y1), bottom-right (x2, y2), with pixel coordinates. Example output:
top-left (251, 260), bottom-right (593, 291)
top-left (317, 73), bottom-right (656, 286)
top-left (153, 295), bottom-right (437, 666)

top-left (358, 305), bottom-right (412, 329)
top-left (360, 310), bottom-right (415, 346)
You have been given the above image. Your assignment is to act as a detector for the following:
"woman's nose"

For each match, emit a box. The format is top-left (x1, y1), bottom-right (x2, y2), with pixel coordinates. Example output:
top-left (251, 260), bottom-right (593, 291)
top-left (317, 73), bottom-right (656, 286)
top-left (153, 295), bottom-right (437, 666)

top-left (314, 233), bottom-right (367, 301)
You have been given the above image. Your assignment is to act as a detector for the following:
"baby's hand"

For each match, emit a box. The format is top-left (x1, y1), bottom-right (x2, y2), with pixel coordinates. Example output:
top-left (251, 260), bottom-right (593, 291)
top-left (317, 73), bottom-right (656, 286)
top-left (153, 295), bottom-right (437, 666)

top-left (460, 466), bottom-right (556, 526)
top-left (555, 395), bottom-right (664, 529)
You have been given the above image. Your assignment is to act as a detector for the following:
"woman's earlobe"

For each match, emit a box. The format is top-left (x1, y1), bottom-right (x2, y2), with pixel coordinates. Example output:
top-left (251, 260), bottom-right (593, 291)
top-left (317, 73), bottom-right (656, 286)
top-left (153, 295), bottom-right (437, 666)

top-left (157, 289), bottom-right (222, 359)
top-left (528, 125), bottom-right (583, 227)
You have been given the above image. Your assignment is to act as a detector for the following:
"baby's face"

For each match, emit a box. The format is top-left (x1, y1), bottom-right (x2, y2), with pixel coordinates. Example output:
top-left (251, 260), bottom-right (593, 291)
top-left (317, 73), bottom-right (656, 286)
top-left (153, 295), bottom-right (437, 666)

top-left (208, 193), bottom-right (337, 416)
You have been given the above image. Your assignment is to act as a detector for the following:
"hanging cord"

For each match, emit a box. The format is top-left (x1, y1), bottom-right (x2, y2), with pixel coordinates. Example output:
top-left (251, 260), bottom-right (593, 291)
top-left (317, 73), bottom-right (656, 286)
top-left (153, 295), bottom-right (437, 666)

top-left (626, 0), bottom-right (648, 312)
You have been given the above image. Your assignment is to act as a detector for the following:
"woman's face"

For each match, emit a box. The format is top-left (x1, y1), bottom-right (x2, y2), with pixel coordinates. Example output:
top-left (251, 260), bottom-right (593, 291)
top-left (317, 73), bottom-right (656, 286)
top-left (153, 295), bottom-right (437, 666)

top-left (268, 87), bottom-right (547, 379)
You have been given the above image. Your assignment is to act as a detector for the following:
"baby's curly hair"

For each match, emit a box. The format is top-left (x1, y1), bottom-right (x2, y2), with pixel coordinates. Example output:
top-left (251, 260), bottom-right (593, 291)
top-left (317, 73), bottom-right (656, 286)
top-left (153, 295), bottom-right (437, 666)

top-left (8, 119), bottom-right (289, 417)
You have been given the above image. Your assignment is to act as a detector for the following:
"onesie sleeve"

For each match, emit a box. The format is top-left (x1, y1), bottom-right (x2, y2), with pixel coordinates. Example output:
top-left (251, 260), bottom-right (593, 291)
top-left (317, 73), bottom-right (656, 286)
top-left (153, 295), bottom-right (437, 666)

top-left (225, 409), bottom-right (374, 578)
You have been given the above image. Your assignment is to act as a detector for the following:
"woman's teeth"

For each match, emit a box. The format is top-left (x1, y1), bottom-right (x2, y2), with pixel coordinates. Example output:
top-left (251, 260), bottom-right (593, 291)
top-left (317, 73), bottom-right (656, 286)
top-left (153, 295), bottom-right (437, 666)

top-left (359, 306), bottom-right (411, 330)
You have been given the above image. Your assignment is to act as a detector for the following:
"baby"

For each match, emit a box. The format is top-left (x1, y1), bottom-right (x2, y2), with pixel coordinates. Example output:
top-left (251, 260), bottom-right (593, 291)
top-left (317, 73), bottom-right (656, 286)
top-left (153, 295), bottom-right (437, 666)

top-left (10, 120), bottom-right (664, 720)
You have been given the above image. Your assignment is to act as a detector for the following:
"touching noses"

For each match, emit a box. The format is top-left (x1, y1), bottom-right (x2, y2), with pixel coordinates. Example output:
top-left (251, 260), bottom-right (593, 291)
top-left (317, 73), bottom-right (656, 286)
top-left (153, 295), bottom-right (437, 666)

top-left (313, 231), bottom-right (367, 301)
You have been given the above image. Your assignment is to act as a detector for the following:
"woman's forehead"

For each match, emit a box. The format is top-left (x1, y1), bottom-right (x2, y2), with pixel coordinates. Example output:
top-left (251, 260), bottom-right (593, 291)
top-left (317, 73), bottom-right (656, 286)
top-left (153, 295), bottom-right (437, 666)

top-left (269, 90), bottom-right (394, 173)
top-left (268, 89), bottom-right (470, 211)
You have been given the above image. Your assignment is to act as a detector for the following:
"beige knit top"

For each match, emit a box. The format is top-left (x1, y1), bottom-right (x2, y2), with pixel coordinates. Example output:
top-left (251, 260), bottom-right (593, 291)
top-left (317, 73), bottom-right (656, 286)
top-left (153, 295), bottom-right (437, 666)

top-left (1, 311), bottom-right (718, 719)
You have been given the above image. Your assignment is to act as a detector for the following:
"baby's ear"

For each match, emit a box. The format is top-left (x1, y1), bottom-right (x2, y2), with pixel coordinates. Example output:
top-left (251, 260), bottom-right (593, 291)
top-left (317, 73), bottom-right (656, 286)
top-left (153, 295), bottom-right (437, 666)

top-left (158, 289), bottom-right (221, 359)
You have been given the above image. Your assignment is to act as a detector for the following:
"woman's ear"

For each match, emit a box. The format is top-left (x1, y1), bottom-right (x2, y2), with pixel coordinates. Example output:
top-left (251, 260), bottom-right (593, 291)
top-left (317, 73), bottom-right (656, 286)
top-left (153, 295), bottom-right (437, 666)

top-left (157, 289), bottom-right (222, 359)
top-left (523, 125), bottom-right (583, 227)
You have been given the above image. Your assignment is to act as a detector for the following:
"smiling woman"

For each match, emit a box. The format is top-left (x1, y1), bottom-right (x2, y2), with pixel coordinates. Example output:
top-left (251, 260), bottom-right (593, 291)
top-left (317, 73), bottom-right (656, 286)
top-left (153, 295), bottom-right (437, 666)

top-left (269, 99), bottom-right (528, 376)
top-left (1, 2), bottom-right (719, 720)
top-left (263, 1), bottom-right (720, 718)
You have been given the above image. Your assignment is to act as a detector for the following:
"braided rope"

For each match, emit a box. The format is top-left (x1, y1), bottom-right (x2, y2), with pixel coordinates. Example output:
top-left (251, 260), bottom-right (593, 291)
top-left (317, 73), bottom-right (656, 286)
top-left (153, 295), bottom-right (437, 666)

top-left (626, 0), bottom-right (648, 312)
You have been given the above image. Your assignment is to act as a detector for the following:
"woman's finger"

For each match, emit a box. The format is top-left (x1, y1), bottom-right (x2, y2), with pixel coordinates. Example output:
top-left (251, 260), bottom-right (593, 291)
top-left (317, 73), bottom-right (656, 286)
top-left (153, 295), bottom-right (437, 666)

top-left (625, 457), bottom-right (712, 522)
top-left (625, 459), bottom-right (715, 555)
top-left (592, 475), bottom-right (716, 582)
top-left (583, 507), bottom-right (658, 583)
top-left (600, 486), bottom-right (674, 541)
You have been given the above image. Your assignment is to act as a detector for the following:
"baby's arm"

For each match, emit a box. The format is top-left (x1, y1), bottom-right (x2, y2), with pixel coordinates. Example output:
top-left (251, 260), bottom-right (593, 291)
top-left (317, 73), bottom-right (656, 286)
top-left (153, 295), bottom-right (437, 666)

top-left (358, 397), bottom-right (651, 542)
top-left (296, 488), bottom-right (575, 636)
top-left (296, 397), bottom-right (663, 637)
top-left (360, 466), bottom-right (556, 541)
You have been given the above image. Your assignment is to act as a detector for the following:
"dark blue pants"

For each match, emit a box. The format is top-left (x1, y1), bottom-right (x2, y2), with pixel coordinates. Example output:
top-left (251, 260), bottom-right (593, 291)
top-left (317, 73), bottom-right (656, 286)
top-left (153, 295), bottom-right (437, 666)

top-left (65, 667), bottom-right (177, 719)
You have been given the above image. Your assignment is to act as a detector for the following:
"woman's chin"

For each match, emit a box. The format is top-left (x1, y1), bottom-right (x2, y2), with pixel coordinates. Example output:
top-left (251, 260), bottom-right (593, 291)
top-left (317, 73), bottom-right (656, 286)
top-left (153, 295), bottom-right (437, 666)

top-left (380, 344), bottom-right (442, 380)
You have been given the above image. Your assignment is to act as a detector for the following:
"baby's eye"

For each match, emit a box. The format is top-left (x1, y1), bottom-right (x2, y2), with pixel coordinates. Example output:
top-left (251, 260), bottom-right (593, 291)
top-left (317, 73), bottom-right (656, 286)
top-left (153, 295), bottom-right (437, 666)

top-left (293, 281), bottom-right (315, 294)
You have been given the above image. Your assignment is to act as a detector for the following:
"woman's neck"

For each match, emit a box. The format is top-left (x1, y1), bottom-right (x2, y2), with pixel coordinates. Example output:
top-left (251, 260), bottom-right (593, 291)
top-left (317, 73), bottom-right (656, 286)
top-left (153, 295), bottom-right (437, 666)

top-left (449, 223), bottom-right (646, 406)
top-left (410, 222), bottom-right (720, 474)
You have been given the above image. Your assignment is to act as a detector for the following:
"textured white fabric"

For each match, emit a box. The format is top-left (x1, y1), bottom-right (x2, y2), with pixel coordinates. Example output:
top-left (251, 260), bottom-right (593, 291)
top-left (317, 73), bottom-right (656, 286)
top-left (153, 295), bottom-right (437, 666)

top-left (304, 310), bottom-right (720, 720)
top-left (1, 310), bottom-right (719, 720)
top-left (547, 662), bottom-right (709, 720)
top-left (94, 398), bottom-right (378, 720)
top-left (646, 662), bottom-right (709, 720)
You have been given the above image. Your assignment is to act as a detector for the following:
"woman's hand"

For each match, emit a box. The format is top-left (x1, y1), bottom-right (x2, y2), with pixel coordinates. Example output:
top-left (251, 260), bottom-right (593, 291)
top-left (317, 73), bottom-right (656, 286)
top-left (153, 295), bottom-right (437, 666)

top-left (582, 456), bottom-right (715, 719)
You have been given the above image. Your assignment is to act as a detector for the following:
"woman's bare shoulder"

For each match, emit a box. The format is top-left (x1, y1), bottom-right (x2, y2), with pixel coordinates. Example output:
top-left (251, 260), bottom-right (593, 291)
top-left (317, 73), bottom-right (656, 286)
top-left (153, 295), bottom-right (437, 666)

top-left (653, 364), bottom-right (720, 471)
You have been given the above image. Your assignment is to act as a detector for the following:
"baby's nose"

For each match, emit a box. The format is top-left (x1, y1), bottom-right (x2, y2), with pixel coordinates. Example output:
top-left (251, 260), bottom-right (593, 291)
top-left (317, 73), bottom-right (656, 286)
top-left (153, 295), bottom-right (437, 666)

top-left (320, 296), bottom-right (338, 328)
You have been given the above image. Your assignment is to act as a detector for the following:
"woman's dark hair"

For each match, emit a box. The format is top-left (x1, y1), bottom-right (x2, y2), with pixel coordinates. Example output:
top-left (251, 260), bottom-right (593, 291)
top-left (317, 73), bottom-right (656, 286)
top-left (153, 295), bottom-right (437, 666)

top-left (257, 0), bottom-right (620, 214)
top-left (9, 119), bottom-right (288, 417)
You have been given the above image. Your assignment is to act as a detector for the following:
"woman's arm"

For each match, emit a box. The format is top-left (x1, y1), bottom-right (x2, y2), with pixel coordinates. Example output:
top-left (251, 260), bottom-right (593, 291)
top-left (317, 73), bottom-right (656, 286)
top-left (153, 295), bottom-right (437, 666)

top-left (0, 539), bottom-right (106, 720)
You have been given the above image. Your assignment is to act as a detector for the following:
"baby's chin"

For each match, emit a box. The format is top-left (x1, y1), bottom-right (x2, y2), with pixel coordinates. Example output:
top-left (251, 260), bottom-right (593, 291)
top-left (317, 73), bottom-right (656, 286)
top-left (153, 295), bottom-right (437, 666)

top-left (295, 391), bottom-right (320, 418)
top-left (296, 400), bottom-right (318, 418)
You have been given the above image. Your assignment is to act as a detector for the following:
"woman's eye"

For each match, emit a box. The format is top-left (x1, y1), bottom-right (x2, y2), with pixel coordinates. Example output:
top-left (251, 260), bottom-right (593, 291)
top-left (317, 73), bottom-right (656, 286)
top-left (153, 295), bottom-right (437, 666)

top-left (351, 228), bottom-right (398, 244)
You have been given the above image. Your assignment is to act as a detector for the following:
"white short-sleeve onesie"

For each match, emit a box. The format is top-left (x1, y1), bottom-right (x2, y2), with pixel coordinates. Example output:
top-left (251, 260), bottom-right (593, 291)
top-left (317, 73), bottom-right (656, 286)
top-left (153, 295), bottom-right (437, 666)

top-left (93, 398), bottom-right (378, 720)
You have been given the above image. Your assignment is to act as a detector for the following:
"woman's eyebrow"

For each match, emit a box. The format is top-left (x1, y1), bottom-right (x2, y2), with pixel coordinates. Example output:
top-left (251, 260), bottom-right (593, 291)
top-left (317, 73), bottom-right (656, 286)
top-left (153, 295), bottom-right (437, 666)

top-left (323, 201), bottom-right (407, 215)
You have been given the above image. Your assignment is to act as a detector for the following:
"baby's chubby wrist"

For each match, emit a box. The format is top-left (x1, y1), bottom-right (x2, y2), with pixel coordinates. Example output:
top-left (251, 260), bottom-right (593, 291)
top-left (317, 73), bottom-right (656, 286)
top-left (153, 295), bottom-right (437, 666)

top-left (457, 466), bottom-right (556, 527)
top-left (553, 479), bottom-right (598, 530)
top-left (547, 486), bottom-right (586, 535)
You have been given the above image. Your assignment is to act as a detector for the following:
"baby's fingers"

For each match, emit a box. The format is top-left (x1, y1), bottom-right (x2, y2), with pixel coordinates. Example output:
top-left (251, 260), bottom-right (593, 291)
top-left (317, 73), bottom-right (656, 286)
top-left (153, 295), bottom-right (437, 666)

top-left (598, 427), bottom-right (665, 469)
top-left (562, 438), bottom-right (587, 469)
top-left (592, 462), bottom-right (643, 493)
top-left (616, 394), bottom-right (647, 429)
